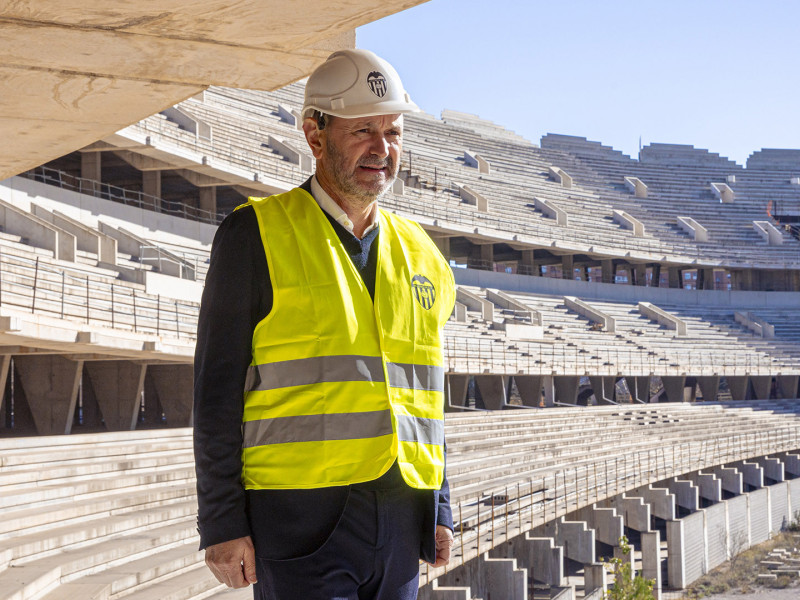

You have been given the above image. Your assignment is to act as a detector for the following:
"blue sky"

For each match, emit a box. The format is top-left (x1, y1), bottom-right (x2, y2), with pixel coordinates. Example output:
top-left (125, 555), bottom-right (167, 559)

top-left (357, 0), bottom-right (800, 165)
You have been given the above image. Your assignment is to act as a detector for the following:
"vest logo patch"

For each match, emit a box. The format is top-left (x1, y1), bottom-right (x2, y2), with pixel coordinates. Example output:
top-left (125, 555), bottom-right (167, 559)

top-left (367, 71), bottom-right (388, 98)
top-left (411, 274), bottom-right (436, 310)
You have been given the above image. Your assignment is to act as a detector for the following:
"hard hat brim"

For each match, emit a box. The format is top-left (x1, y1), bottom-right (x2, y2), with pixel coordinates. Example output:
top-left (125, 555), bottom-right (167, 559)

top-left (301, 99), bottom-right (421, 121)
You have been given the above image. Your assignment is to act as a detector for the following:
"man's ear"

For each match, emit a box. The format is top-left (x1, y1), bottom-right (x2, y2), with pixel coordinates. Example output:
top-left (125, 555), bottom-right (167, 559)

top-left (302, 117), bottom-right (324, 160)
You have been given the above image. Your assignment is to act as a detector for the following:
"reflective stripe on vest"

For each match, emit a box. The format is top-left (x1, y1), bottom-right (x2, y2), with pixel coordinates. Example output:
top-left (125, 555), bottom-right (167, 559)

top-left (244, 356), bottom-right (444, 393)
top-left (241, 188), bottom-right (454, 490)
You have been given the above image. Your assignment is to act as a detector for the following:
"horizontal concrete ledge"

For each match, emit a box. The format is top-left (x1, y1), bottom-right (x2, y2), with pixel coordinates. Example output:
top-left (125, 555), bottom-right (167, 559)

top-left (267, 135), bottom-right (312, 171)
top-left (277, 103), bottom-right (301, 129)
top-left (677, 215), bottom-right (709, 242)
top-left (456, 183), bottom-right (488, 212)
top-left (623, 176), bottom-right (648, 198)
top-left (548, 166), bottom-right (573, 188)
top-left (161, 106), bottom-right (211, 140)
top-left (485, 288), bottom-right (542, 325)
top-left (455, 287), bottom-right (493, 321)
top-left (533, 197), bottom-right (568, 226)
top-left (463, 150), bottom-right (490, 174)
top-left (564, 296), bottom-right (615, 332)
top-left (452, 266), bottom-right (800, 308)
top-left (638, 302), bottom-right (687, 336)
top-left (753, 220), bottom-right (783, 245)
top-left (734, 311), bottom-right (775, 338)
top-left (710, 181), bottom-right (735, 203)
top-left (612, 209), bottom-right (645, 237)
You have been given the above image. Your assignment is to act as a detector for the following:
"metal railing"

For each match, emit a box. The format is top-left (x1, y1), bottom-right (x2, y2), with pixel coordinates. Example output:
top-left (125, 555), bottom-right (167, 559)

top-left (421, 424), bottom-right (800, 584)
top-left (0, 248), bottom-right (198, 339)
top-left (19, 166), bottom-right (226, 226)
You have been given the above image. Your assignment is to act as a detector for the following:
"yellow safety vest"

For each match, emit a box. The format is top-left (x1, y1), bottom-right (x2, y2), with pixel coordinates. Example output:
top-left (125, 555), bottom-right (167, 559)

top-left (240, 188), bottom-right (454, 490)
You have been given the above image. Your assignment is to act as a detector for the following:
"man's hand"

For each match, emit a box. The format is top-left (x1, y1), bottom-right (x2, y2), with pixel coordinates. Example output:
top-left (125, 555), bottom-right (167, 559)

top-left (205, 536), bottom-right (258, 588)
top-left (429, 525), bottom-right (454, 568)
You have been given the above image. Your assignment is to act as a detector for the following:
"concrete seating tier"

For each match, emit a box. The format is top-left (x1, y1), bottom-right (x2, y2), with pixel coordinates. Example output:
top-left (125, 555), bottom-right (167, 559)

top-left (1, 400), bottom-right (797, 600)
top-left (0, 234), bottom-right (200, 340)
top-left (450, 286), bottom-right (800, 376)
top-left (116, 83), bottom-right (800, 270)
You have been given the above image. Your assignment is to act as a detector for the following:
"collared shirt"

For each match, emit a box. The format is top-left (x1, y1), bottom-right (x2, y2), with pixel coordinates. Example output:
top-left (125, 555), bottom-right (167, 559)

top-left (311, 175), bottom-right (379, 238)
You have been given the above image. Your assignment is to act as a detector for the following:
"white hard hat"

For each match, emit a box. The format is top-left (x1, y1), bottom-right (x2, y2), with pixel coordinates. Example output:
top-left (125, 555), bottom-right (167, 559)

top-left (302, 49), bottom-right (420, 120)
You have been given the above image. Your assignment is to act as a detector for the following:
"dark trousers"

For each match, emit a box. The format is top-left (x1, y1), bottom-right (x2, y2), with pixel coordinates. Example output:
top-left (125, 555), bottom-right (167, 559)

top-left (253, 485), bottom-right (424, 600)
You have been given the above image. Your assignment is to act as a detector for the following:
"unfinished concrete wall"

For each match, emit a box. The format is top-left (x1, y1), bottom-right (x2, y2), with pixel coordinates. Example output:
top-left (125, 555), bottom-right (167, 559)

top-left (667, 510), bottom-right (706, 589)
top-left (614, 495), bottom-right (651, 532)
top-left (435, 552), bottom-right (527, 600)
top-left (84, 361), bottom-right (146, 431)
top-left (669, 479), bottom-right (699, 512)
top-left (749, 488), bottom-right (770, 544)
top-left (769, 481), bottom-right (790, 533)
top-left (14, 355), bottom-right (84, 435)
top-left (727, 495), bottom-right (749, 555)
top-left (146, 364), bottom-right (193, 427)
top-left (705, 502), bottom-right (727, 571)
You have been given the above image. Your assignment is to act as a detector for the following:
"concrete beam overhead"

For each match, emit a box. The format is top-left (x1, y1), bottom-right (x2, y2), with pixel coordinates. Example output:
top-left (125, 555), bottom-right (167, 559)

top-left (0, 1), bottom-right (426, 179)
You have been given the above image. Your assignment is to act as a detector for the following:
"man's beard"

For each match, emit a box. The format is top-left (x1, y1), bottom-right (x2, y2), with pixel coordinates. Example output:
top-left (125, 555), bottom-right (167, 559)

top-left (325, 137), bottom-right (397, 206)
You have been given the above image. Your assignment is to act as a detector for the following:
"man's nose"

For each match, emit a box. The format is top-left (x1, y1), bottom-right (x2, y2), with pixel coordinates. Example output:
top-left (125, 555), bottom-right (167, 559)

top-left (368, 133), bottom-right (390, 157)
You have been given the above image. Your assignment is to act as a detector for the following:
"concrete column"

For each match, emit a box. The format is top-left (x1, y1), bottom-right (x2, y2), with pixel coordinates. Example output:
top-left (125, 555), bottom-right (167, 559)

top-left (584, 505), bottom-right (624, 546)
top-left (697, 376), bottom-right (719, 402)
top-left (480, 553), bottom-right (527, 600)
top-left (542, 376), bottom-right (555, 407)
top-left (474, 375), bottom-right (507, 410)
top-left (479, 243), bottom-right (494, 269)
top-left (0, 354), bottom-right (10, 428)
top-left (142, 169), bottom-right (161, 200)
top-left (555, 518), bottom-right (595, 564)
top-left (199, 186), bottom-right (217, 215)
top-left (14, 355), bottom-right (84, 435)
top-left (601, 259), bottom-right (615, 284)
top-left (520, 249), bottom-right (536, 276)
top-left (668, 267), bottom-right (682, 289)
top-left (583, 563), bottom-right (607, 597)
top-left (757, 457), bottom-right (784, 483)
top-left (651, 263), bottom-right (662, 287)
top-left (635, 485), bottom-right (676, 521)
top-left (590, 376), bottom-right (616, 404)
top-left (738, 461), bottom-right (764, 489)
top-left (515, 375), bottom-right (542, 407)
top-left (446, 374), bottom-right (469, 410)
top-left (81, 150), bottom-right (101, 182)
top-left (561, 255), bottom-right (574, 280)
top-left (641, 530), bottom-right (662, 599)
top-left (84, 361), bottom-right (147, 431)
top-left (633, 264), bottom-right (647, 287)
top-left (528, 536), bottom-right (565, 585)
top-left (666, 519), bottom-right (685, 589)
top-left (726, 376), bottom-right (748, 401)
top-left (147, 364), bottom-right (193, 427)
top-left (433, 237), bottom-right (451, 260)
top-left (713, 466), bottom-right (743, 495)
top-left (668, 479), bottom-right (699, 512)
top-left (776, 375), bottom-right (799, 399)
top-left (695, 472), bottom-right (722, 503)
top-left (554, 376), bottom-right (579, 405)
top-left (613, 496), bottom-right (651, 532)
top-left (698, 268), bottom-right (714, 290)
top-left (625, 376), bottom-right (650, 403)
top-left (749, 375), bottom-right (771, 400)
top-left (780, 453), bottom-right (800, 477)
top-left (661, 376), bottom-right (687, 403)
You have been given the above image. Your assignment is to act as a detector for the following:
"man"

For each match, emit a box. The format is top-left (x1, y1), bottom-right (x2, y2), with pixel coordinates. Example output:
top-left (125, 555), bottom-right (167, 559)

top-left (193, 48), bottom-right (455, 600)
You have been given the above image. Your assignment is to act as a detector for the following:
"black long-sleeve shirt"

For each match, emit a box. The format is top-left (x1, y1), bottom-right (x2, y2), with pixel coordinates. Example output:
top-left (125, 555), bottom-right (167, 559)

top-left (193, 198), bottom-right (451, 552)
